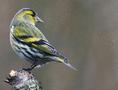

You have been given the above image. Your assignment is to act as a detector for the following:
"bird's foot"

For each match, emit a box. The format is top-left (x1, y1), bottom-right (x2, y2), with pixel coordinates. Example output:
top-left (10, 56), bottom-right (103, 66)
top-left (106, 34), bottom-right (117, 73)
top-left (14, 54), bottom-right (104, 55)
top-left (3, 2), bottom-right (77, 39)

top-left (22, 64), bottom-right (37, 72)
top-left (22, 67), bottom-right (33, 72)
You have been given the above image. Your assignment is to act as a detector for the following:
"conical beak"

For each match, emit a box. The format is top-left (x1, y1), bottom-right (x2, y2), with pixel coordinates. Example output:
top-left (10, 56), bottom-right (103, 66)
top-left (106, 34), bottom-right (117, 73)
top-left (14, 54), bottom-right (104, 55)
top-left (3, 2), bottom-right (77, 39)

top-left (35, 16), bottom-right (44, 23)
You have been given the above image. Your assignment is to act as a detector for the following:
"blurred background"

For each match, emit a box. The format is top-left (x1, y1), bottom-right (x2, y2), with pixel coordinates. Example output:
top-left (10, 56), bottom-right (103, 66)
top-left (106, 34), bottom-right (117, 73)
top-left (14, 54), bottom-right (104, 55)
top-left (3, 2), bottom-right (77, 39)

top-left (0, 0), bottom-right (118, 90)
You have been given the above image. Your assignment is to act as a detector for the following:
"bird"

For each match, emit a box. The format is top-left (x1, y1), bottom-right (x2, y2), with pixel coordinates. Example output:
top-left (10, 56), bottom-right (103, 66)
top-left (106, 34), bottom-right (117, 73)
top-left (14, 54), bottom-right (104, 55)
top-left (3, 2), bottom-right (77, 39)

top-left (10, 8), bottom-right (77, 71)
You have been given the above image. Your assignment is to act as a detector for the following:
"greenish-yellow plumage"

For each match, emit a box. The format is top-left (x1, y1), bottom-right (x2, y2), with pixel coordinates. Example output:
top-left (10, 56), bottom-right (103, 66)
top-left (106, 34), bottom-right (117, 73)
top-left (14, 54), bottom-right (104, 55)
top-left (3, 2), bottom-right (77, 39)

top-left (10, 8), bottom-right (77, 71)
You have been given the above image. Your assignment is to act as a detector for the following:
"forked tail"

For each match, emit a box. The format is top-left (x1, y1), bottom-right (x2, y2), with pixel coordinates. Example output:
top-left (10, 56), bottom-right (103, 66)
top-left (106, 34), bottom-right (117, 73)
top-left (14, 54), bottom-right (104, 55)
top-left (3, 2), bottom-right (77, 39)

top-left (52, 56), bottom-right (77, 71)
top-left (63, 62), bottom-right (78, 71)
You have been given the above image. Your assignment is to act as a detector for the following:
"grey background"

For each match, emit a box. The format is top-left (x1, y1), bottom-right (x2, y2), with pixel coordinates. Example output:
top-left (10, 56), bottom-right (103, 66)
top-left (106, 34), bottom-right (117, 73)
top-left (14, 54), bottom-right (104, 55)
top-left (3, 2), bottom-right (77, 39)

top-left (0, 0), bottom-right (118, 90)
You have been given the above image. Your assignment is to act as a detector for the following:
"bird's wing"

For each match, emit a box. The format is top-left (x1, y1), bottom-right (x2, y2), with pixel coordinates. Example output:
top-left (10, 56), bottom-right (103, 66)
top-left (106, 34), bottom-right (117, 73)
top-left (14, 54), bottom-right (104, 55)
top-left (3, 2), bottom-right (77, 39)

top-left (13, 23), bottom-right (60, 56)
top-left (15, 35), bottom-right (60, 56)
top-left (31, 39), bottom-right (60, 56)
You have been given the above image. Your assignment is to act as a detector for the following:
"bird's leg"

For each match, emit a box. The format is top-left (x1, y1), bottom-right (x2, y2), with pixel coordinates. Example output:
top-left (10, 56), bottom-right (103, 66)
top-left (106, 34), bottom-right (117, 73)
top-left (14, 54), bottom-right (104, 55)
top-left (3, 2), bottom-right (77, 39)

top-left (22, 62), bottom-right (37, 71)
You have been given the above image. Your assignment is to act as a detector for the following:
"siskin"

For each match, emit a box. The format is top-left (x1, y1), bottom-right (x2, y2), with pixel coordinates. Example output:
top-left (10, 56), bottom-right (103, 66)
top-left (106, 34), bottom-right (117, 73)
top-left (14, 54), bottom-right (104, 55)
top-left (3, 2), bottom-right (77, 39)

top-left (10, 8), bottom-right (77, 71)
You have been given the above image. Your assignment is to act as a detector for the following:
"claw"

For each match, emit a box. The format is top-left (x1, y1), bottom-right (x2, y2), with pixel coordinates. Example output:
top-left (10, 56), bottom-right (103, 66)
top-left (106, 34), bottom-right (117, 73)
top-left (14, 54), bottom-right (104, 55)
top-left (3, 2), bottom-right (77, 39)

top-left (22, 68), bottom-right (32, 72)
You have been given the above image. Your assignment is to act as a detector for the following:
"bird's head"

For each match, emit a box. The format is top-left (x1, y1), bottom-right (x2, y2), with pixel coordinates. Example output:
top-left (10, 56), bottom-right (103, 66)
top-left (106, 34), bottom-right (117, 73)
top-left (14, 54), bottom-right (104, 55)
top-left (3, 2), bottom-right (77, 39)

top-left (15, 8), bottom-right (44, 25)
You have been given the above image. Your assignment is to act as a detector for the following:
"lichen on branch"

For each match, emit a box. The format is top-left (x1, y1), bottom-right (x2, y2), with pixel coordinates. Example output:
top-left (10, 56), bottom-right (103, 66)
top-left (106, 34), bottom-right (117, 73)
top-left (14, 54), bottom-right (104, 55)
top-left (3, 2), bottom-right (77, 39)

top-left (5, 70), bottom-right (42, 90)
